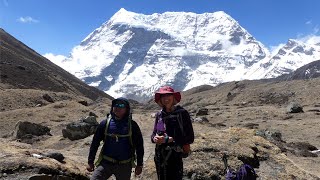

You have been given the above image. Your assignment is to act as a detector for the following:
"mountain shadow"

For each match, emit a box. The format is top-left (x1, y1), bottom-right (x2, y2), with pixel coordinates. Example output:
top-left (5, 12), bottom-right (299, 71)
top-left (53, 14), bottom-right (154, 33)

top-left (83, 24), bottom-right (172, 90)
top-left (277, 59), bottom-right (320, 81)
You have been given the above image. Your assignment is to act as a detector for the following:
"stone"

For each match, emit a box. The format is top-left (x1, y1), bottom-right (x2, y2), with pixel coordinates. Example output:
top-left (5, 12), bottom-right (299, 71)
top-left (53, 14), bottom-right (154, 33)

top-left (44, 152), bottom-right (65, 163)
top-left (62, 116), bottom-right (98, 140)
top-left (78, 100), bottom-right (88, 106)
top-left (286, 102), bottom-right (303, 113)
top-left (196, 108), bottom-right (208, 116)
top-left (255, 129), bottom-right (283, 142)
top-left (13, 121), bottom-right (51, 139)
top-left (193, 117), bottom-right (209, 123)
top-left (42, 94), bottom-right (54, 103)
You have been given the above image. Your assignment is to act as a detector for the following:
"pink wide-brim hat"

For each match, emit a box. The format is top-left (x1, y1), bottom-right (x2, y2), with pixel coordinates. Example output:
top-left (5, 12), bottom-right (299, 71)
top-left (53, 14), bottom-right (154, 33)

top-left (154, 86), bottom-right (181, 106)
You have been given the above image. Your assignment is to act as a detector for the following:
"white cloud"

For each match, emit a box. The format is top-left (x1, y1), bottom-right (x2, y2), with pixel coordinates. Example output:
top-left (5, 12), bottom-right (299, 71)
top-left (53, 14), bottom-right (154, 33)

top-left (304, 19), bottom-right (319, 35)
top-left (17, 16), bottom-right (39, 23)
top-left (313, 25), bottom-right (319, 34)
top-left (269, 43), bottom-right (285, 55)
top-left (297, 34), bottom-right (320, 45)
top-left (43, 53), bottom-right (67, 67)
top-left (306, 20), bottom-right (312, 25)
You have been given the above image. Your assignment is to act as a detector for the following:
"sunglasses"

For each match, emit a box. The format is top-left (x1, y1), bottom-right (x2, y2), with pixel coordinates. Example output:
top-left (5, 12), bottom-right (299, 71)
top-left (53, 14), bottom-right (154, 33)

top-left (160, 93), bottom-right (173, 97)
top-left (114, 103), bottom-right (126, 108)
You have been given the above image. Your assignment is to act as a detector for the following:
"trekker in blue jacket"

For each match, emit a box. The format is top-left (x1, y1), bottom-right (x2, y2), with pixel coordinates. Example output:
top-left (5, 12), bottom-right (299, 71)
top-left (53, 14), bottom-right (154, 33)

top-left (86, 97), bottom-right (144, 180)
top-left (151, 86), bottom-right (194, 180)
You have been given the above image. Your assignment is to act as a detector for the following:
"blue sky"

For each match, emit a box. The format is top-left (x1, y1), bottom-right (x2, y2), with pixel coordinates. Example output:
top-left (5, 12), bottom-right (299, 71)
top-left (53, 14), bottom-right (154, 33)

top-left (1, 0), bottom-right (319, 56)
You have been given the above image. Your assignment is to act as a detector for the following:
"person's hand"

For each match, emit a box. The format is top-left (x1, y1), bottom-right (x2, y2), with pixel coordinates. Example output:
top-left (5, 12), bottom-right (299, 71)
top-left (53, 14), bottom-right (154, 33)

top-left (183, 144), bottom-right (191, 154)
top-left (135, 165), bottom-right (143, 176)
top-left (153, 134), bottom-right (165, 145)
top-left (86, 163), bottom-right (94, 172)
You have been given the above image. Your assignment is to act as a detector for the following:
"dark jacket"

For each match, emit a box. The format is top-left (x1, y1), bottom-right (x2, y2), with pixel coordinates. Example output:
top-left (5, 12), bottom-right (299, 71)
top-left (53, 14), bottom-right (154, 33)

top-left (88, 98), bottom-right (144, 166)
top-left (151, 105), bottom-right (194, 146)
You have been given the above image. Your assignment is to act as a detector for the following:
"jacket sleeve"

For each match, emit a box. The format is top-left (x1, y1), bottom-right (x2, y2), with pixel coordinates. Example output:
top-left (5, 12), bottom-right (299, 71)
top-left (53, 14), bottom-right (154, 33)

top-left (182, 109), bottom-right (194, 144)
top-left (88, 120), bottom-right (106, 165)
top-left (150, 112), bottom-right (159, 143)
top-left (132, 121), bottom-right (144, 166)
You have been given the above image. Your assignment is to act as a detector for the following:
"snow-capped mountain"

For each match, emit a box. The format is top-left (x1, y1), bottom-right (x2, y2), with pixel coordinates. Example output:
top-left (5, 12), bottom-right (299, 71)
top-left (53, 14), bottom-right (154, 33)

top-left (54, 9), bottom-right (320, 101)
top-left (244, 37), bottom-right (320, 79)
top-left (277, 59), bottom-right (320, 80)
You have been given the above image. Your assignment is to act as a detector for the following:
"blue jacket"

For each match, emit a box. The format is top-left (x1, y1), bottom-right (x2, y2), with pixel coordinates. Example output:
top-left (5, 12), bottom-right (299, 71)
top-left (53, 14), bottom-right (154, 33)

top-left (88, 98), bottom-right (144, 166)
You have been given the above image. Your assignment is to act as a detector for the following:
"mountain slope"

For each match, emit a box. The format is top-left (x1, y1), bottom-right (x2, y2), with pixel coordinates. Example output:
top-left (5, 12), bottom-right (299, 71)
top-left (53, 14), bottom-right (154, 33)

top-left (0, 28), bottom-right (111, 101)
top-left (277, 59), bottom-right (320, 80)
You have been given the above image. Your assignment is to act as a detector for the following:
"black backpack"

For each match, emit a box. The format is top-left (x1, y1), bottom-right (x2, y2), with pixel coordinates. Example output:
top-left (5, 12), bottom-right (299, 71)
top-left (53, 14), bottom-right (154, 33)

top-left (156, 110), bottom-right (190, 158)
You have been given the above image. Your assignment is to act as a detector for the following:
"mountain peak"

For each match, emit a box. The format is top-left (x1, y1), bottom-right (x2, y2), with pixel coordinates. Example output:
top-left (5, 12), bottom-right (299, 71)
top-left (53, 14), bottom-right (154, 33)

top-left (108, 9), bottom-right (238, 29)
top-left (284, 39), bottom-right (302, 50)
top-left (59, 10), bottom-right (269, 101)
top-left (113, 8), bottom-right (136, 17)
top-left (288, 39), bottom-right (299, 43)
top-left (212, 11), bottom-right (232, 18)
top-left (110, 8), bottom-right (138, 24)
top-left (117, 8), bottom-right (129, 14)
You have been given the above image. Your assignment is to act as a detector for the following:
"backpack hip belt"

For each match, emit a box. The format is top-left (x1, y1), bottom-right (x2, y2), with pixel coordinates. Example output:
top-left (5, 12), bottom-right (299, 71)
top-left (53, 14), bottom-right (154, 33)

top-left (102, 155), bottom-right (133, 164)
top-left (156, 144), bottom-right (183, 153)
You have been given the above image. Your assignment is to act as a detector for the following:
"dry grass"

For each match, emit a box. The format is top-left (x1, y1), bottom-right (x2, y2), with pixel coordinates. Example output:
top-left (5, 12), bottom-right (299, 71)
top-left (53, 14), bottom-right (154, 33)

top-left (1, 78), bottom-right (320, 179)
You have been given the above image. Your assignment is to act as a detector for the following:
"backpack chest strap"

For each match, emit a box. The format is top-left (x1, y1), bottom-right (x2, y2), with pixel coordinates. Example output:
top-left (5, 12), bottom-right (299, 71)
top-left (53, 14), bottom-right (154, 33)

top-left (105, 133), bottom-right (131, 142)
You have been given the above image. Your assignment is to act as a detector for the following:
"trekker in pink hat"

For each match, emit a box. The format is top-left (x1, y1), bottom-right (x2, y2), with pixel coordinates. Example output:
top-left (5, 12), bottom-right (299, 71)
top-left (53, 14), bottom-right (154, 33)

top-left (154, 86), bottom-right (181, 107)
top-left (151, 86), bottom-right (194, 180)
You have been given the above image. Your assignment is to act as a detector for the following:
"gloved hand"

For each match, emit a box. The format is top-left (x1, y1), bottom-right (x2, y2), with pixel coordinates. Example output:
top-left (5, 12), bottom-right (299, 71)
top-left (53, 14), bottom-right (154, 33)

top-left (182, 144), bottom-right (191, 158)
top-left (86, 163), bottom-right (94, 172)
top-left (135, 165), bottom-right (143, 176)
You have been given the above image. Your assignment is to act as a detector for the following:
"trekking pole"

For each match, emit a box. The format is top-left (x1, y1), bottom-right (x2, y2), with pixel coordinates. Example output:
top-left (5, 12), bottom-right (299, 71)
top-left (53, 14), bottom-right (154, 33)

top-left (162, 147), bottom-right (171, 180)
top-left (222, 152), bottom-right (236, 180)
top-left (156, 150), bottom-right (162, 180)
top-left (222, 153), bottom-right (229, 173)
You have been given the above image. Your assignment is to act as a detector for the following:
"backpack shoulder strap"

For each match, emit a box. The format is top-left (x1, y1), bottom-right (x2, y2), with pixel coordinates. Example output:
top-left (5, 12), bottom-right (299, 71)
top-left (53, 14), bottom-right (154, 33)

top-left (161, 108), bottom-right (186, 136)
top-left (104, 115), bottom-right (112, 140)
top-left (176, 110), bottom-right (185, 137)
top-left (128, 113), bottom-right (133, 146)
top-left (156, 111), bottom-right (161, 122)
top-left (96, 114), bottom-right (135, 167)
top-left (104, 114), bottom-right (132, 143)
top-left (95, 115), bottom-right (112, 166)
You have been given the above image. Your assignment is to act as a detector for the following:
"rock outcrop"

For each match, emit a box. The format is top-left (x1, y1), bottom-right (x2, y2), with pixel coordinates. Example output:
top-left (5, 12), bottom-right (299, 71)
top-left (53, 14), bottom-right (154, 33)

top-left (62, 116), bottom-right (98, 141)
top-left (13, 121), bottom-right (51, 140)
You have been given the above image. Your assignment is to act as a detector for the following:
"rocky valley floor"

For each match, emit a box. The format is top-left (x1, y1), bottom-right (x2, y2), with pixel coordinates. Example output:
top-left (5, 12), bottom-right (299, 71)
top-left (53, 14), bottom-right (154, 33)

top-left (1, 79), bottom-right (320, 179)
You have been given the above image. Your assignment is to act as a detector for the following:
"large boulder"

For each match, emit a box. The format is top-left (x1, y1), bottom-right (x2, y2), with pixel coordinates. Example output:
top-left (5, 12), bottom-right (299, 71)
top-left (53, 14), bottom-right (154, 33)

top-left (13, 121), bottom-right (51, 139)
top-left (286, 102), bottom-right (304, 113)
top-left (42, 94), bottom-right (54, 103)
top-left (196, 108), bottom-right (209, 116)
top-left (62, 116), bottom-right (98, 141)
top-left (255, 128), bottom-right (283, 142)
